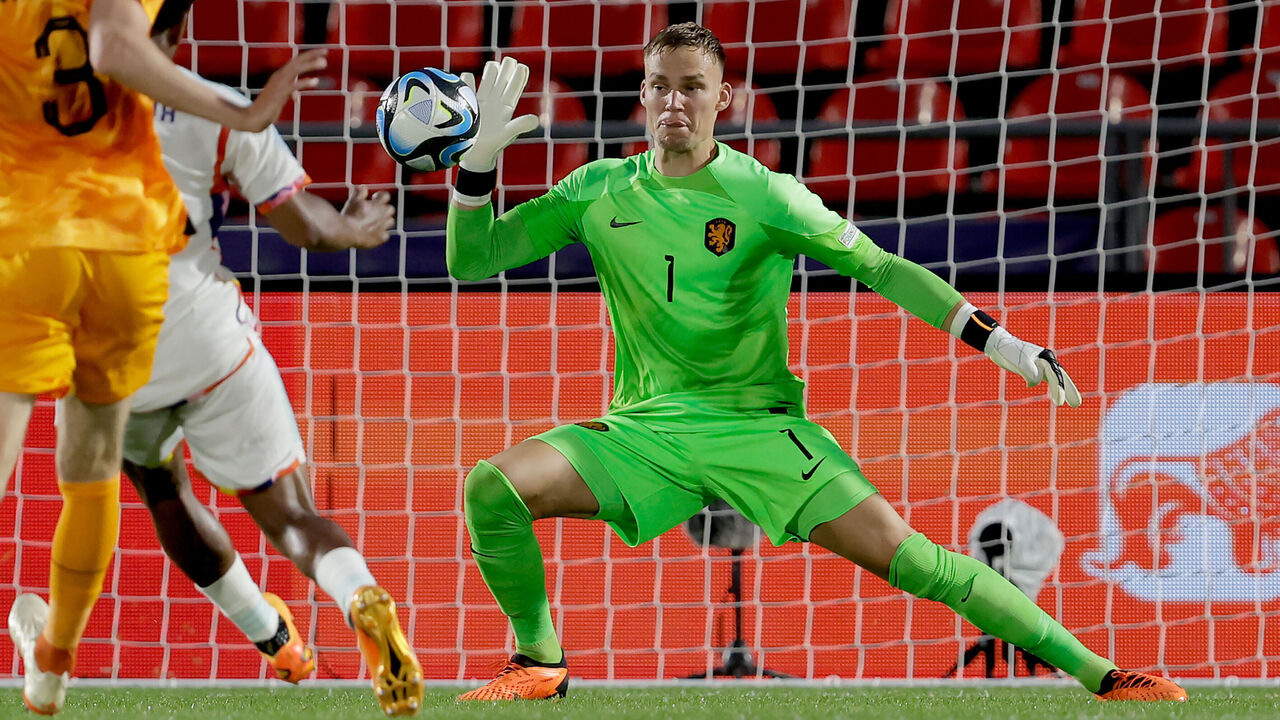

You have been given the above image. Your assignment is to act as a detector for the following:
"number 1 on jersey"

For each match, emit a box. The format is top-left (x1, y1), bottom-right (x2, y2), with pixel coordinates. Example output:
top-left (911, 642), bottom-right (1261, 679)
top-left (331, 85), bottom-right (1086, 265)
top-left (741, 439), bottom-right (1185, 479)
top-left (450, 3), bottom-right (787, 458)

top-left (664, 254), bottom-right (674, 303)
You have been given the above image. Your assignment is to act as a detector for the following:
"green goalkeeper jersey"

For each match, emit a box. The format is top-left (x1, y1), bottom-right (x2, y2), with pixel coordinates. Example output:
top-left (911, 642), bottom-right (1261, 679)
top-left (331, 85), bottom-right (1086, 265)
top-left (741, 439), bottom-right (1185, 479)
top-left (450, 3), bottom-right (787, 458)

top-left (447, 143), bottom-right (962, 419)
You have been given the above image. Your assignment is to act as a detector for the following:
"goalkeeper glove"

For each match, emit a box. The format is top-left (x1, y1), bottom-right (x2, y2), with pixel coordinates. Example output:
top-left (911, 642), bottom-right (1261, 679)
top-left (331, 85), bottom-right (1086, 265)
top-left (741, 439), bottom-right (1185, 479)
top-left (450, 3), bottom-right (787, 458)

top-left (459, 57), bottom-right (540, 174)
top-left (950, 303), bottom-right (1083, 408)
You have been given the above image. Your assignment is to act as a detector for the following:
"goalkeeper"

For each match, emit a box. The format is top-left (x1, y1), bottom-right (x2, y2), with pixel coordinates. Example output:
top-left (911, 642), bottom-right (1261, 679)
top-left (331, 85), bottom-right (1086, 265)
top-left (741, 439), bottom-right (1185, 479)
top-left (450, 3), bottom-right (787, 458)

top-left (446, 24), bottom-right (1186, 703)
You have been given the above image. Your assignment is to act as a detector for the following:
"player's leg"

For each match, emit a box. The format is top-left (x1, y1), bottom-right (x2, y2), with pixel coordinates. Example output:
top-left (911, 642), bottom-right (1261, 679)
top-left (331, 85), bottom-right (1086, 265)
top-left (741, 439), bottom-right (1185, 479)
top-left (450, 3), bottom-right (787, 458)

top-left (809, 495), bottom-right (1185, 700)
top-left (122, 412), bottom-right (232, 586)
top-left (465, 438), bottom-right (597, 665)
top-left (7, 249), bottom-right (169, 713)
top-left (457, 439), bottom-right (597, 701)
top-left (705, 413), bottom-right (1185, 701)
top-left (238, 468), bottom-right (421, 712)
top-left (119, 421), bottom-right (314, 684)
top-left (0, 392), bottom-right (36, 496)
top-left (181, 336), bottom-right (419, 714)
top-left (460, 418), bottom-right (703, 701)
top-left (36, 395), bottom-right (129, 675)
top-left (0, 248), bottom-right (89, 714)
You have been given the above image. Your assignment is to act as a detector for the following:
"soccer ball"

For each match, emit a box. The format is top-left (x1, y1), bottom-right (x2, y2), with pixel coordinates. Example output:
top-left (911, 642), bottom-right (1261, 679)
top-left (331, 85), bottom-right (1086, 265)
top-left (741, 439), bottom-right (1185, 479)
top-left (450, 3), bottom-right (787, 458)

top-left (375, 68), bottom-right (479, 172)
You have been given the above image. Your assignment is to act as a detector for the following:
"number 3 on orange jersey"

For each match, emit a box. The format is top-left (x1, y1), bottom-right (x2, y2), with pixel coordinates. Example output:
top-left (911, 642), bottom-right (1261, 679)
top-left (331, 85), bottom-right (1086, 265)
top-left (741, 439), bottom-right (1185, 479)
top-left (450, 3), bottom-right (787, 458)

top-left (34, 16), bottom-right (107, 136)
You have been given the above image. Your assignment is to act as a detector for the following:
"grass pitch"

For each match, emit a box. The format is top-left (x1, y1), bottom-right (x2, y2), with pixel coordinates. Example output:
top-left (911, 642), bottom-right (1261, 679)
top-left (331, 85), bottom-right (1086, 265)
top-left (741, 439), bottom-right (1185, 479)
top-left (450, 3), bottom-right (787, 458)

top-left (0, 685), bottom-right (1276, 720)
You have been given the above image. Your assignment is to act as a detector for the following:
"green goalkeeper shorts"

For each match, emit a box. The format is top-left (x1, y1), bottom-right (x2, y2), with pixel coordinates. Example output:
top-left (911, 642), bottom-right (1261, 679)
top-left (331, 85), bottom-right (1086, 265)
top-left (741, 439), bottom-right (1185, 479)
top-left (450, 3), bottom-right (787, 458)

top-left (533, 408), bottom-right (879, 547)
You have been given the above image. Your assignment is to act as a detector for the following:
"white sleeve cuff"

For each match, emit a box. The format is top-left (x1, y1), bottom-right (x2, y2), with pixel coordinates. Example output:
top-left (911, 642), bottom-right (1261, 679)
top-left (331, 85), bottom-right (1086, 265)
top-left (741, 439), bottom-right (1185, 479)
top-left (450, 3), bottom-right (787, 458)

top-left (452, 190), bottom-right (492, 208)
top-left (948, 302), bottom-right (978, 339)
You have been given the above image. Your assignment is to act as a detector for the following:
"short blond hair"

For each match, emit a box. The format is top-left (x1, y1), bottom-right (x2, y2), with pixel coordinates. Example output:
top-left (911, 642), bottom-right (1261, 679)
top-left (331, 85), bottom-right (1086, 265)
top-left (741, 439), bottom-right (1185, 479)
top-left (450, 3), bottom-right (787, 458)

top-left (643, 22), bottom-right (726, 69)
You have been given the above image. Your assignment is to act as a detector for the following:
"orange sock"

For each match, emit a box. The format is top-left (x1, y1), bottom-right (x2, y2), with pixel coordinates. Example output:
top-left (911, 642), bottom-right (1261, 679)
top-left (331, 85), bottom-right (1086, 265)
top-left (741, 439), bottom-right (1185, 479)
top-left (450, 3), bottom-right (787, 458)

top-left (32, 635), bottom-right (73, 676)
top-left (43, 476), bottom-right (120, 654)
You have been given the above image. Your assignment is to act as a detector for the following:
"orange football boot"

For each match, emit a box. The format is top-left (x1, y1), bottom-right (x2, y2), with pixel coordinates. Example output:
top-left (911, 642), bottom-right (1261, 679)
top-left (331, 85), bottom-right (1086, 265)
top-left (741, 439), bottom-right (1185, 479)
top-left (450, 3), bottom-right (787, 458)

top-left (261, 593), bottom-right (316, 684)
top-left (351, 586), bottom-right (423, 716)
top-left (457, 654), bottom-right (569, 701)
top-left (1095, 669), bottom-right (1188, 701)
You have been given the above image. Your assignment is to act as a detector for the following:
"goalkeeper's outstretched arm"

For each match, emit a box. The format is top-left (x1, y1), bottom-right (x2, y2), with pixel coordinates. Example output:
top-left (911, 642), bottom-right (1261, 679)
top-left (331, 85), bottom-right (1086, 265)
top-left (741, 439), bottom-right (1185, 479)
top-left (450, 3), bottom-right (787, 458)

top-left (766, 171), bottom-right (1081, 407)
top-left (826, 234), bottom-right (1082, 407)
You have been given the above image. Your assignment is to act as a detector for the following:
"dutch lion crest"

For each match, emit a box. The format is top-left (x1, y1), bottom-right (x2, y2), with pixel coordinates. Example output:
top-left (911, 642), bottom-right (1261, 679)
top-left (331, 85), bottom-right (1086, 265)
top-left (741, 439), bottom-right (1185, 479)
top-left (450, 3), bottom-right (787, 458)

top-left (704, 218), bottom-right (736, 256)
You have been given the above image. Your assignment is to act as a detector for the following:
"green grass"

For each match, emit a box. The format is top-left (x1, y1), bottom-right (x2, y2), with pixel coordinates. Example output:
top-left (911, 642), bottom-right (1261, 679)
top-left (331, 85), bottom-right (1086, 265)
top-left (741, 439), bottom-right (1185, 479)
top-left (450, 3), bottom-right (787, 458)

top-left (1, 686), bottom-right (1277, 720)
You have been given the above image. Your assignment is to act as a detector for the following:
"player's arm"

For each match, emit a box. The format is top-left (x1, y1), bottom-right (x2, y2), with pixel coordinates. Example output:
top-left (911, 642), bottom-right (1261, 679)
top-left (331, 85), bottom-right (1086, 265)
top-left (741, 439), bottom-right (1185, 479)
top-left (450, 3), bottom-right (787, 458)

top-left (216, 109), bottom-right (394, 252)
top-left (267, 187), bottom-right (395, 252)
top-left (445, 57), bottom-right (575, 281)
top-left (88, 0), bottom-right (323, 132)
top-left (769, 176), bottom-right (1081, 407)
top-left (843, 235), bottom-right (1079, 407)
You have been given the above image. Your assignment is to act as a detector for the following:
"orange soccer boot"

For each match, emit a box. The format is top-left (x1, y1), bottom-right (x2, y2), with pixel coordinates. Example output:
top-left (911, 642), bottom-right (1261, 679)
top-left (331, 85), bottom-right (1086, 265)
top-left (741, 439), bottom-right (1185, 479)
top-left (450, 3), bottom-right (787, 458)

top-left (260, 593), bottom-right (316, 684)
top-left (1095, 669), bottom-right (1188, 702)
top-left (457, 653), bottom-right (569, 701)
top-left (351, 586), bottom-right (423, 716)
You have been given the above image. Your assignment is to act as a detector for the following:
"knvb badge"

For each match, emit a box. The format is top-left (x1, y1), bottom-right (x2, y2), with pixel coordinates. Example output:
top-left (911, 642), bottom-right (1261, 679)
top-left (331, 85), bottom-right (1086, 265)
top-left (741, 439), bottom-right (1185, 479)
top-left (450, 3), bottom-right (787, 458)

top-left (1083, 382), bottom-right (1280, 601)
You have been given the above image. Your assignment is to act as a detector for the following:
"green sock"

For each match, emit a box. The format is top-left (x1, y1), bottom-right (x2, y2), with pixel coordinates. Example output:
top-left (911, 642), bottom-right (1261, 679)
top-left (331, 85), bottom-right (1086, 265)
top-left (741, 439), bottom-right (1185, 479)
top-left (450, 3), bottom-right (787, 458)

top-left (889, 533), bottom-right (1115, 692)
top-left (463, 460), bottom-right (563, 665)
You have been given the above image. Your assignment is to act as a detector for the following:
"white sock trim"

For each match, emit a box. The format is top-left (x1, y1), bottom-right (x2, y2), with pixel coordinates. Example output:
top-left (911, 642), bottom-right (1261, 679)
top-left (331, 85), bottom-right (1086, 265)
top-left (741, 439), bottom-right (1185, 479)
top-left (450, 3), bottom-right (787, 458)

top-left (314, 546), bottom-right (377, 627)
top-left (198, 554), bottom-right (278, 643)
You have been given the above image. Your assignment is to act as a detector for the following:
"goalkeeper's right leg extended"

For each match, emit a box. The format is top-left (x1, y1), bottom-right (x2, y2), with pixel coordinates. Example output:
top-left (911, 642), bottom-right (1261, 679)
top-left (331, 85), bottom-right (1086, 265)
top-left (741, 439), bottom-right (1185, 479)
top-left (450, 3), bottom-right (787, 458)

top-left (810, 494), bottom-right (1187, 702)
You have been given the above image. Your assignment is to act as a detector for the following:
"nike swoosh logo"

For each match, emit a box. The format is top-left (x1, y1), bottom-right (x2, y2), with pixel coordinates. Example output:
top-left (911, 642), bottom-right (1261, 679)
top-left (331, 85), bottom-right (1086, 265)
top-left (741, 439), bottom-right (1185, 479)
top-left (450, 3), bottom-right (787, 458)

top-left (610, 217), bottom-right (642, 228)
top-left (960, 577), bottom-right (975, 603)
top-left (801, 457), bottom-right (826, 480)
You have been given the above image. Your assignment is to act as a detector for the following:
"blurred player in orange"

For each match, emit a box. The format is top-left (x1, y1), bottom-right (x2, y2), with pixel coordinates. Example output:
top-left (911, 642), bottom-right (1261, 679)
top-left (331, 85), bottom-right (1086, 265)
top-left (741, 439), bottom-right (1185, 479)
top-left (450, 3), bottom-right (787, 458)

top-left (0, 0), bottom-right (323, 713)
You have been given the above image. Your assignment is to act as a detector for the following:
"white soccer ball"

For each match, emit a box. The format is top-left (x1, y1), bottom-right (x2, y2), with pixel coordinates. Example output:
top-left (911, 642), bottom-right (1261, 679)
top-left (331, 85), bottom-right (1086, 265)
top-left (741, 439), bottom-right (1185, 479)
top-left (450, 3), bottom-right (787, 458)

top-left (375, 68), bottom-right (479, 172)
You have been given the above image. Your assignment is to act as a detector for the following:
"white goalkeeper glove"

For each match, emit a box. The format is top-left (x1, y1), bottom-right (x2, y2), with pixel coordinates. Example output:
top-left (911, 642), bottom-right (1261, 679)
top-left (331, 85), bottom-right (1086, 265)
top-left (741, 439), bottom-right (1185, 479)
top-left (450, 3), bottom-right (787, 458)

top-left (458, 57), bottom-right (540, 174)
top-left (950, 303), bottom-right (1083, 408)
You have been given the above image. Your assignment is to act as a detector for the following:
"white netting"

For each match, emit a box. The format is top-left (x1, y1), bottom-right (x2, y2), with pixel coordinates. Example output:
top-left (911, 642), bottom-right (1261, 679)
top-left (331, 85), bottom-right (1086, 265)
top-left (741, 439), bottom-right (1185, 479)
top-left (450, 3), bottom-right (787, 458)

top-left (7, 0), bottom-right (1280, 682)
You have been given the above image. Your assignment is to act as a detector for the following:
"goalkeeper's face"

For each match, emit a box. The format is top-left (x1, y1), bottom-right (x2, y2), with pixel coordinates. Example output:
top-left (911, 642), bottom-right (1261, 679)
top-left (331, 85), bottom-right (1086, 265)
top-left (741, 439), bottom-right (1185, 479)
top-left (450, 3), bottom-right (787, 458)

top-left (641, 48), bottom-right (732, 154)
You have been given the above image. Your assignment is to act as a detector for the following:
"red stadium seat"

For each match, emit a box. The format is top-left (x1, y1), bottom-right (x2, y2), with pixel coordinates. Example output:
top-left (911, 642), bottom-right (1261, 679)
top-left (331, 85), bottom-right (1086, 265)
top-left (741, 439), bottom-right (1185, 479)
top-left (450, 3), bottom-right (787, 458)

top-left (327, 0), bottom-right (486, 81)
top-left (867, 0), bottom-right (1041, 77)
top-left (508, 1), bottom-right (668, 79)
top-left (1175, 68), bottom-right (1280, 194)
top-left (176, 0), bottom-right (301, 80)
top-left (622, 77), bottom-right (783, 171)
top-left (296, 136), bottom-right (400, 204)
top-left (497, 77), bottom-right (589, 203)
top-left (982, 69), bottom-right (1152, 200)
top-left (701, 0), bottom-right (853, 76)
top-left (1149, 206), bottom-right (1279, 275)
top-left (1059, 0), bottom-right (1229, 71)
top-left (805, 79), bottom-right (969, 204)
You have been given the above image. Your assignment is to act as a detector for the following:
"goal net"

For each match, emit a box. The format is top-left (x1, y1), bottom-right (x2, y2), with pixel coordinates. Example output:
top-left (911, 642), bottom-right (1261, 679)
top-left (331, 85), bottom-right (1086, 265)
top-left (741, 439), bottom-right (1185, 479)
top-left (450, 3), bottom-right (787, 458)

top-left (6, 0), bottom-right (1280, 683)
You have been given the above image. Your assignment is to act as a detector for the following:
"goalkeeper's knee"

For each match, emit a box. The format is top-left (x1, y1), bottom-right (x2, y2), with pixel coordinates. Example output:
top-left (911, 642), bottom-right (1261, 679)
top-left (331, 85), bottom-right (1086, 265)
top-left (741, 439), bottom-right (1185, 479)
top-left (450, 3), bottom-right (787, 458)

top-left (463, 460), bottom-right (534, 545)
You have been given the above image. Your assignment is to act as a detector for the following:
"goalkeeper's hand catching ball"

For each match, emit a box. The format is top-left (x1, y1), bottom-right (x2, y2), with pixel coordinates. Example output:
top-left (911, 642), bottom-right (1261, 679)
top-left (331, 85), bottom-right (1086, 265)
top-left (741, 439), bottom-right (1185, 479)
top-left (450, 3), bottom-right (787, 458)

top-left (459, 57), bottom-right (540, 173)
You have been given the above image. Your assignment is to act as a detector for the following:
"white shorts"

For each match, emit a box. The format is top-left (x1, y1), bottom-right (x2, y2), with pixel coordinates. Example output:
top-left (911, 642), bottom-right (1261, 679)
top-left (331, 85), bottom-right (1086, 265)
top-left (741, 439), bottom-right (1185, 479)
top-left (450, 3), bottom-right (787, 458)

top-left (122, 332), bottom-right (306, 493)
top-left (131, 272), bottom-right (254, 414)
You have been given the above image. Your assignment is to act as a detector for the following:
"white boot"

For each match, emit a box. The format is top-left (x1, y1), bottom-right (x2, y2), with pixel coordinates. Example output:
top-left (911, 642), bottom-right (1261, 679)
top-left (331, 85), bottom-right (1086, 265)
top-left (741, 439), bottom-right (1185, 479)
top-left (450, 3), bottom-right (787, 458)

top-left (8, 594), bottom-right (67, 715)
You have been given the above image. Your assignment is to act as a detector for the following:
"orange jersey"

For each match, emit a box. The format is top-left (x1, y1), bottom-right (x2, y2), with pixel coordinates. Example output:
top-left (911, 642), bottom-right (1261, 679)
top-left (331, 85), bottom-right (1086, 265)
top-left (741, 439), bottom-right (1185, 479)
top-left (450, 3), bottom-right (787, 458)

top-left (0, 0), bottom-right (186, 255)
